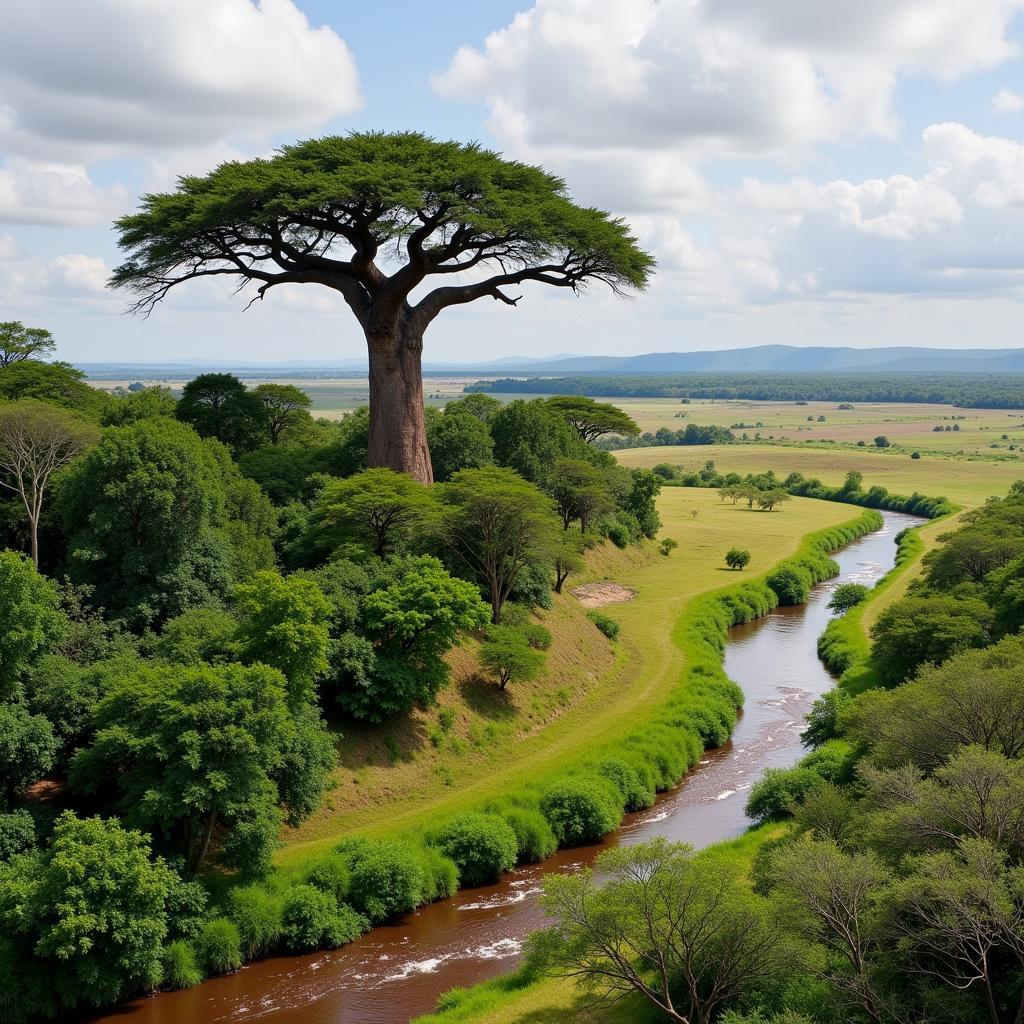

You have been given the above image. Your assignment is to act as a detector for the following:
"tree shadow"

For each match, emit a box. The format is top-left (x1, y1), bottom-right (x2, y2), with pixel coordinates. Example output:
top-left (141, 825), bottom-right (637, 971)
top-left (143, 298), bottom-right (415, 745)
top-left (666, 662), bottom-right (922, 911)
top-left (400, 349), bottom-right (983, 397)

top-left (334, 712), bottom-right (430, 770)
top-left (457, 674), bottom-right (516, 721)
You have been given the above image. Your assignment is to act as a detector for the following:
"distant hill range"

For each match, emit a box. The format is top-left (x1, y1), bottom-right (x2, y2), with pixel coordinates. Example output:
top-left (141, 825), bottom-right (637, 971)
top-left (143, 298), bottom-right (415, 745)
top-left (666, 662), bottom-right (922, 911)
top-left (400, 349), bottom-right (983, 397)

top-left (79, 345), bottom-right (1024, 380)
top-left (439, 345), bottom-right (1024, 375)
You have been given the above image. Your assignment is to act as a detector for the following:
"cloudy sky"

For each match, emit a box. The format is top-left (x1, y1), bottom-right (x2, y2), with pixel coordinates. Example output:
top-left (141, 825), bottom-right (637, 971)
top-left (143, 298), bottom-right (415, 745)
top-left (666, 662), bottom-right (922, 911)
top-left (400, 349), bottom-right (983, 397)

top-left (2, 0), bottom-right (1024, 364)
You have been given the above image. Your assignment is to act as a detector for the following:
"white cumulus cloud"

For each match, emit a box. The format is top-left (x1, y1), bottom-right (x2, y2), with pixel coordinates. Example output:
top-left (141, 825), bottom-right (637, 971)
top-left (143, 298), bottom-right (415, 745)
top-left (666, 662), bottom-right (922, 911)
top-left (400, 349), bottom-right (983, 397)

top-left (0, 0), bottom-right (362, 160)
top-left (992, 87), bottom-right (1024, 112)
top-left (436, 0), bottom-right (1023, 161)
top-left (0, 159), bottom-right (129, 226)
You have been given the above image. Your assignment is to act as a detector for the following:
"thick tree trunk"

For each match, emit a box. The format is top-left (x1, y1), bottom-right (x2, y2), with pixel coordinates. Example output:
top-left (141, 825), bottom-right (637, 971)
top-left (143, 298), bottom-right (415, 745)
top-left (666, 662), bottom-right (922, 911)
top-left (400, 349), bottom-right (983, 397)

top-left (366, 321), bottom-right (433, 484)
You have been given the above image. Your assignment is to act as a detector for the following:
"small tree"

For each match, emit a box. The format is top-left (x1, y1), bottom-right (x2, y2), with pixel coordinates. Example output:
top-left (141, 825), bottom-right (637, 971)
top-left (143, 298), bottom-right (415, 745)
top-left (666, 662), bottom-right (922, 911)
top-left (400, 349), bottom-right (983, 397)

top-left (0, 321), bottom-right (56, 367)
top-left (757, 489), bottom-right (789, 512)
top-left (533, 837), bottom-right (787, 1023)
top-left (0, 703), bottom-right (58, 804)
top-left (70, 661), bottom-right (329, 873)
top-left (176, 373), bottom-right (269, 450)
top-left (659, 537), bottom-right (678, 556)
top-left (0, 550), bottom-right (66, 700)
top-left (828, 582), bottom-right (869, 614)
top-left (440, 467), bottom-right (561, 623)
top-left (553, 534), bottom-right (584, 594)
top-left (479, 626), bottom-right (546, 690)
top-left (842, 470), bottom-right (864, 493)
top-left (725, 547), bottom-right (751, 570)
top-left (348, 556), bottom-right (490, 720)
top-left (314, 467), bottom-right (437, 558)
top-left (252, 383), bottom-right (312, 443)
top-left (234, 570), bottom-right (332, 703)
top-left (427, 411), bottom-right (494, 482)
top-left (549, 458), bottom-right (613, 532)
top-left (0, 400), bottom-right (97, 565)
top-left (874, 435), bottom-right (891, 448)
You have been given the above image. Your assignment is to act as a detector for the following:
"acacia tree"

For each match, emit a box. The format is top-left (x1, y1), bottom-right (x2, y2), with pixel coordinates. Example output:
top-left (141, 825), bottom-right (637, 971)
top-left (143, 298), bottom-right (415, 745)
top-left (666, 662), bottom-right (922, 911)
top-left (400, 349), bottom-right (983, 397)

top-left (110, 133), bottom-right (653, 482)
top-left (0, 322), bottom-right (56, 368)
top-left (0, 400), bottom-right (97, 565)
top-left (546, 396), bottom-right (639, 443)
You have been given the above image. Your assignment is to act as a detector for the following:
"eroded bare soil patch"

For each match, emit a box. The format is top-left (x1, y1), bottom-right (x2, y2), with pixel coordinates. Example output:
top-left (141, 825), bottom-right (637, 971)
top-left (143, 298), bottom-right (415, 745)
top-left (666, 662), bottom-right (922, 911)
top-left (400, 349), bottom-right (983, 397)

top-left (572, 581), bottom-right (637, 607)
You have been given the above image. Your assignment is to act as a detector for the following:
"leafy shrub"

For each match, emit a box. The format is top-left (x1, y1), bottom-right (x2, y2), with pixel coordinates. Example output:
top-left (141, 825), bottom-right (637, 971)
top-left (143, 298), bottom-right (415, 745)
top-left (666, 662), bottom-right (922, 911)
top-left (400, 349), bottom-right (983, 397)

top-left (745, 766), bottom-right (826, 823)
top-left (305, 852), bottom-right (350, 903)
top-left (600, 519), bottom-right (631, 548)
top-left (280, 884), bottom-right (366, 952)
top-left (497, 602), bottom-right (532, 627)
top-left (597, 757), bottom-right (655, 811)
top-left (226, 885), bottom-right (283, 959)
top-left (436, 813), bottom-right (519, 886)
top-left (766, 564), bottom-right (813, 605)
top-left (540, 776), bottom-right (624, 846)
top-left (419, 845), bottom-right (460, 901)
top-left (500, 806), bottom-right (558, 863)
top-left (827, 583), bottom-right (869, 614)
top-left (659, 538), bottom-right (679, 556)
top-left (800, 689), bottom-right (852, 748)
top-left (0, 808), bottom-right (36, 859)
top-left (196, 917), bottom-right (243, 976)
top-left (801, 742), bottom-right (855, 785)
top-left (340, 838), bottom-right (427, 923)
top-left (587, 611), bottom-right (620, 640)
top-left (521, 624), bottom-right (553, 650)
top-left (161, 940), bottom-right (202, 990)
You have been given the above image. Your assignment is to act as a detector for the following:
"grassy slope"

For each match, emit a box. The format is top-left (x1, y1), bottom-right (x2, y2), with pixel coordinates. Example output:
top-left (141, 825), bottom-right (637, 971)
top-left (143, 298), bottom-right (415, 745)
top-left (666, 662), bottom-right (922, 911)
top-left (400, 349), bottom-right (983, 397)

top-left (616, 443), bottom-right (1022, 508)
top-left (276, 487), bottom-right (853, 867)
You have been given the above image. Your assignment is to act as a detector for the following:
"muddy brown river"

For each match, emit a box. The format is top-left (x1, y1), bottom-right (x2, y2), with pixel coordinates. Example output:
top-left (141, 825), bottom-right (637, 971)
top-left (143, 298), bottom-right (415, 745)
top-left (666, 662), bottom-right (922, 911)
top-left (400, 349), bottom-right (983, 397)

top-left (87, 511), bottom-right (921, 1024)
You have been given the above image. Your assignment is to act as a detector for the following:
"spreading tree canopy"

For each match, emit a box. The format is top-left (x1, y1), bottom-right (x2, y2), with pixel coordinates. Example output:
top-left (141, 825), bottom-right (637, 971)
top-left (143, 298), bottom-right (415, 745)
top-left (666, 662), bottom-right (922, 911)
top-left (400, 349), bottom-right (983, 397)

top-left (546, 396), bottom-right (639, 443)
top-left (0, 322), bottom-right (55, 368)
top-left (110, 132), bottom-right (654, 482)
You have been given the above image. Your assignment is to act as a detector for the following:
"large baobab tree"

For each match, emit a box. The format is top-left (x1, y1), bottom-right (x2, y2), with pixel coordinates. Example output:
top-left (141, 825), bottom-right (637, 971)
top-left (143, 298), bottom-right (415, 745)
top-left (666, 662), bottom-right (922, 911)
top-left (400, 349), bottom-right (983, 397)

top-left (109, 133), bottom-right (654, 482)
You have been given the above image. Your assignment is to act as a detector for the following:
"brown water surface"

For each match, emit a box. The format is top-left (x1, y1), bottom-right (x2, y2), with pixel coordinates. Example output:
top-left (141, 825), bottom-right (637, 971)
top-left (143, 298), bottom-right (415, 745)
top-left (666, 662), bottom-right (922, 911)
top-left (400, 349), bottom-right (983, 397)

top-left (87, 511), bottom-right (921, 1024)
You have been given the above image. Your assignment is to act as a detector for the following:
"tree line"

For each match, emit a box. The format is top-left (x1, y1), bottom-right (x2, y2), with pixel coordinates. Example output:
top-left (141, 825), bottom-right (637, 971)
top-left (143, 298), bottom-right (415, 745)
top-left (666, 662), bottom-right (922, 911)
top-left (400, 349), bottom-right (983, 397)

top-left (467, 372), bottom-right (1024, 408)
top-left (652, 462), bottom-right (953, 519)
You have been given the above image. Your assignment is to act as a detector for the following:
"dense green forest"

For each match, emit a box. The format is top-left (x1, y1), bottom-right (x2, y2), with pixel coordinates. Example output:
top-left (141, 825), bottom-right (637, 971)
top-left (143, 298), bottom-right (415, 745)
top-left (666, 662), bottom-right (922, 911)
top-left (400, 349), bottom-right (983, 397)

top-left (512, 486), bottom-right (1024, 1024)
top-left (468, 372), bottom-right (1024, 408)
top-left (0, 359), bottom-right (676, 1021)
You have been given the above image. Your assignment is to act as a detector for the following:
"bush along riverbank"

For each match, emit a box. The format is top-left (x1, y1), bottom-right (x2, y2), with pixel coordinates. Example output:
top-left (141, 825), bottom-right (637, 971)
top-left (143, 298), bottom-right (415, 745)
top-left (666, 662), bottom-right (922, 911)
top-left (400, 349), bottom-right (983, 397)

top-left (145, 508), bottom-right (888, 997)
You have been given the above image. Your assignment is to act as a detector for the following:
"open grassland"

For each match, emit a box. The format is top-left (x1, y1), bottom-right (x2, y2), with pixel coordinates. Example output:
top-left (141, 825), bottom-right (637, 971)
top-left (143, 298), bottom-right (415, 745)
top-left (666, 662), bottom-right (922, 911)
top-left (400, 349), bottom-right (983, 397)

top-left (277, 487), bottom-right (853, 865)
top-left (616, 442), bottom-right (1021, 508)
top-left (601, 396), bottom-right (1024, 457)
